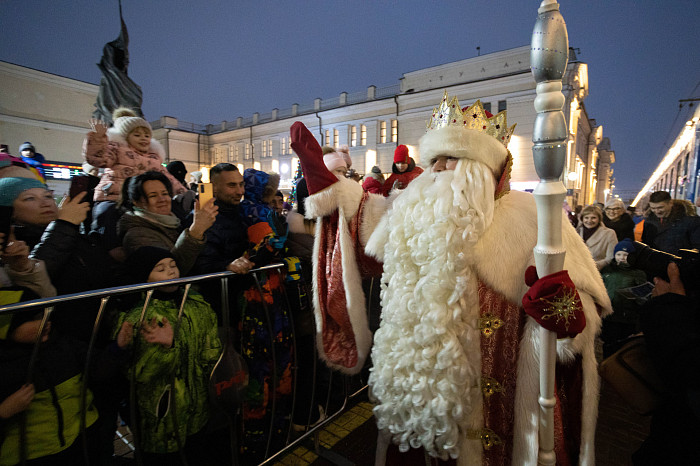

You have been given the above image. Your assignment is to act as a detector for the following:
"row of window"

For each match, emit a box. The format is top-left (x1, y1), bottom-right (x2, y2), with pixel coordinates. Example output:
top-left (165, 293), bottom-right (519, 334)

top-left (212, 119), bottom-right (402, 163)
top-left (211, 100), bottom-right (508, 163)
top-left (326, 120), bottom-right (398, 148)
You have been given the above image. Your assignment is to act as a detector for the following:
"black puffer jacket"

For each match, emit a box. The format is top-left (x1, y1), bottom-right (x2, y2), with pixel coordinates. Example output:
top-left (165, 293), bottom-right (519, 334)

top-left (14, 220), bottom-right (129, 343)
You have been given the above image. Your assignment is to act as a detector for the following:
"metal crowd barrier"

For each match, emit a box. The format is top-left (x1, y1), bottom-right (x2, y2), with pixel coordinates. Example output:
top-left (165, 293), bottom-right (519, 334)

top-left (0, 263), bottom-right (369, 465)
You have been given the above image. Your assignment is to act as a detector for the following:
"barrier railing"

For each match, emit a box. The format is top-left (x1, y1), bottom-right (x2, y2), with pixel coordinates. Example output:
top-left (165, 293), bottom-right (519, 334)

top-left (0, 264), bottom-right (369, 465)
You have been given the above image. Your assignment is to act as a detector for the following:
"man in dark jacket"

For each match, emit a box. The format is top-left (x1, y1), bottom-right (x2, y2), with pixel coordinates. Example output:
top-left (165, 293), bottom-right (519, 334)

top-left (192, 163), bottom-right (251, 275)
top-left (191, 163), bottom-right (252, 314)
top-left (642, 190), bottom-right (700, 254)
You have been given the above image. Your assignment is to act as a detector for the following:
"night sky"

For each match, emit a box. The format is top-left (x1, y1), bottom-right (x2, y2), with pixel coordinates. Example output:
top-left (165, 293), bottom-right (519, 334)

top-left (1, 0), bottom-right (698, 199)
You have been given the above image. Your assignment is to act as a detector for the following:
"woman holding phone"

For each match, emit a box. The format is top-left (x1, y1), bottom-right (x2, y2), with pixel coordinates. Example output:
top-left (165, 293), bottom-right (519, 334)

top-left (118, 171), bottom-right (218, 276)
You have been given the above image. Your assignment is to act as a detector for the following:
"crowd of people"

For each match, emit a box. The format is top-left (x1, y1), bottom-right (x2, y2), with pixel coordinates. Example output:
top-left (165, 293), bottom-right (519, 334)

top-left (0, 95), bottom-right (698, 465)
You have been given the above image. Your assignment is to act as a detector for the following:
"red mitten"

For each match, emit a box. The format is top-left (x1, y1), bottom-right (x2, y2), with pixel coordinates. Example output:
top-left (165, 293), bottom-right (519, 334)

top-left (522, 266), bottom-right (586, 339)
top-left (290, 121), bottom-right (338, 194)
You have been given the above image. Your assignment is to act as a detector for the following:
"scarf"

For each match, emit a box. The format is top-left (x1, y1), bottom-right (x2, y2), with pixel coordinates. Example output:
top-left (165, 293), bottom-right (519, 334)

top-left (582, 224), bottom-right (599, 242)
top-left (133, 207), bottom-right (180, 229)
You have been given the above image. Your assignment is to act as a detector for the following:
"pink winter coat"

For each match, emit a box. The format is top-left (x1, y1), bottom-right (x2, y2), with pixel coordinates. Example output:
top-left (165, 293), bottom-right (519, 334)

top-left (83, 129), bottom-right (186, 202)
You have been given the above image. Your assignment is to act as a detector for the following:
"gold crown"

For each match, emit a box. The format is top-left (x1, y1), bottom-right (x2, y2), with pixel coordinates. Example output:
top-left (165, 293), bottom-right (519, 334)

top-left (426, 91), bottom-right (516, 147)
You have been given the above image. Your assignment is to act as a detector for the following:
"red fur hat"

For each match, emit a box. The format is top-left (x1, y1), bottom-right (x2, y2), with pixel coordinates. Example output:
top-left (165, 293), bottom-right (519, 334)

top-left (393, 145), bottom-right (409, 164)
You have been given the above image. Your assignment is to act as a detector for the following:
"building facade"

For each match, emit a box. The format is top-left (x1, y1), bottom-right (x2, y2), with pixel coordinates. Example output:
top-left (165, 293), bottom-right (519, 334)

top-left (1, 46), bottom-right (614, 205)
top-left (632, 105), bottom-right (700, 208)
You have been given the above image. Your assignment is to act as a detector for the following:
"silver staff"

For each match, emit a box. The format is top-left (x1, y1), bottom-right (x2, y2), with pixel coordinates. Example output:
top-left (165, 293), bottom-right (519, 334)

top-left (530, 0), bottom-right (569, 464)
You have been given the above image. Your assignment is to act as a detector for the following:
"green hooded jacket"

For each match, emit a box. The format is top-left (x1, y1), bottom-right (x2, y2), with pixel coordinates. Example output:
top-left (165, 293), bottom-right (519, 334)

top-left (115, 291), bottom-right (221, 454)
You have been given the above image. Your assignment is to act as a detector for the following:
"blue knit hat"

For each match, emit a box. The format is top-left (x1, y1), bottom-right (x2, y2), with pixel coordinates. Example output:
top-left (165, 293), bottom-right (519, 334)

top-left (614, 238), bottom-right (635, 255)
top-left (0, 177), bottom-right (47, 206)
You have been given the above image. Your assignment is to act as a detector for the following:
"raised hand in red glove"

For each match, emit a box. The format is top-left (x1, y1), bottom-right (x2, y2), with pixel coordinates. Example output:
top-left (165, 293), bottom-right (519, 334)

top-left (290, 121), bottom-right (338, 194)
top-left (522, 266), bottom-right (586, 339)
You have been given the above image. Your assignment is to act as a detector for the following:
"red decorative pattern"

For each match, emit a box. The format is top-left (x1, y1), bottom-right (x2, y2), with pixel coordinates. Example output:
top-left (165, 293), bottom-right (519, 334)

top-left (316, 211), bottom-right (358, 369)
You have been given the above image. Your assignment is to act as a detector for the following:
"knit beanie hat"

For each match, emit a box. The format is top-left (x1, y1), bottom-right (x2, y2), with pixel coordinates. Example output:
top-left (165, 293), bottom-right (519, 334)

top-left (323, 148), bottom-right (348, 172)
top-left (0, 177), bottom-right (47, 207)
top-left (166, 161), bottom-right (187, 184)
top-left (614, 238), bottom-right (635, 255)
top-left (126, 246), bottom-right (176, 283)
top-left (338, 146), bottom-right (351, 168)
top-left (394, 145), bottom-right (410, 164)
top-left (112, 107), bottom-right (151, 139)
top-left (18, 142), bottom-right (35, 154)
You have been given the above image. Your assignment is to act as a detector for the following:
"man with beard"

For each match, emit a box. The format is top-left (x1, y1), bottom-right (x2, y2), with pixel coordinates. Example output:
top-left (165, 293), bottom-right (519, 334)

top-left (290, 92), bottom-right (610, 465)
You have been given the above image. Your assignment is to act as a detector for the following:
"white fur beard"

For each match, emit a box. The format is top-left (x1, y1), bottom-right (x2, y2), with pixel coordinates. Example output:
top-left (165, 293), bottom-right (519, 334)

top-left (369, 160), bottom-right (496, 460)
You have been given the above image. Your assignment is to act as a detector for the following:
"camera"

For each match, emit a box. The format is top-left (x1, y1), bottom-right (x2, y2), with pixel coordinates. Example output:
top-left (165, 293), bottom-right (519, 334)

top-left (626, 241), bottom-right (700, 291)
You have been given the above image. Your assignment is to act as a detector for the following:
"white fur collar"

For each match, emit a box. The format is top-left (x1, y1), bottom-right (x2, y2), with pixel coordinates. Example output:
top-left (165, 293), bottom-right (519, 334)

top-left (305, 176), bottom-right (363, 220)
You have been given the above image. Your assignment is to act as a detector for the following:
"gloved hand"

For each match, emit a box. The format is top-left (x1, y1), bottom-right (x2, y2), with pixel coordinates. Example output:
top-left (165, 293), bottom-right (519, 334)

top-left (290, 122), bottom-right (338, 194)
top-left (522, 266), bottom-right (586, 339)
top-left (267, 210), bottom-right (288, 249)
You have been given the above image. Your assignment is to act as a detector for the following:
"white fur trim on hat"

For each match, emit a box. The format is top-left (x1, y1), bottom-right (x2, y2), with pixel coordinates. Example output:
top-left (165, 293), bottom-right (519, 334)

top-left (418, 126), bottom-right (507, 176)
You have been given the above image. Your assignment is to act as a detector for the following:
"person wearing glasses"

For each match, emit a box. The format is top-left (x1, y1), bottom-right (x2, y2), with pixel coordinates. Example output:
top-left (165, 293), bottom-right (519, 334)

top-left (603, 198), bottom-right (635, 241)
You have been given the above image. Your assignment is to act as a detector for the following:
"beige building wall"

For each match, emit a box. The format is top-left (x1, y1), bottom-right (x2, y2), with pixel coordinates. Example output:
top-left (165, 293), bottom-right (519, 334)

top-left (0, 61), bottom-right (97, 163)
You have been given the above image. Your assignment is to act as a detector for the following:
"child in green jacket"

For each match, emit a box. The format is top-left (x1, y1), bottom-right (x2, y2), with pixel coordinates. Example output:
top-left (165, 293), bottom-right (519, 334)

top-left (116, 247), bottom-right (222, 464)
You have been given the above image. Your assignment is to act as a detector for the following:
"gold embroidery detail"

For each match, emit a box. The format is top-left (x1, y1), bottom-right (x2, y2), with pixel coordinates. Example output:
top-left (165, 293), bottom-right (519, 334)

top-left (479, 313), bottom-right (504, 337)
top-left (539, 287), bottom-right (582, 332)
top-left (481, 377), bottom-right (504, 398)
top-left (466, 428), bottom-right (503, 450)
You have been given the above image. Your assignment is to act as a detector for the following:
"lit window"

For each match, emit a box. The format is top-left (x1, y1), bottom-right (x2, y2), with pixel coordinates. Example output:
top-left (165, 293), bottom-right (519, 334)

top-left (280, 137), bottom-right (288, 155)
top-left (391, 120), bottom-right (398, 143)
top-left (351, 126), bottom-right (357, 147)
top-left (360, 125), bottom-right (367, 146)
top-left (325, 130), bottom-right (331, 146)
top-left (333, 129), bottom-right (339, 148)
top-left (234, 145), bottom-right (240, 162)
top-left (228, 146), bottom-right (235, 162)
top-left (380, 121), bottom-right (387, 144)
top-left (245, 143), bottom-right (250, 160)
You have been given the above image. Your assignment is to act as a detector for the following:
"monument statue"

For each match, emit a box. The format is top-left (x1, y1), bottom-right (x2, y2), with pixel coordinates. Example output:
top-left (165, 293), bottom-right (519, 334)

top-left (92, 0), bottom-right (144, 124)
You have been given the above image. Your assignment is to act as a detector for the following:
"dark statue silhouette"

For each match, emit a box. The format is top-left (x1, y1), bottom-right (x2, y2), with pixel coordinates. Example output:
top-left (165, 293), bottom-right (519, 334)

top-left (92, 0), bottom-right (144, 125)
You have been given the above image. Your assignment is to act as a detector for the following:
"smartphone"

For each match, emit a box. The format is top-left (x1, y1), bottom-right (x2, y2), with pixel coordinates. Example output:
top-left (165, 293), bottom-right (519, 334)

top-left (69, 175), bottom-right (91, 202)
top-left (0, 206), bottom-right (13, 253)
top-left (198, 182), bottom-right (214, 206)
